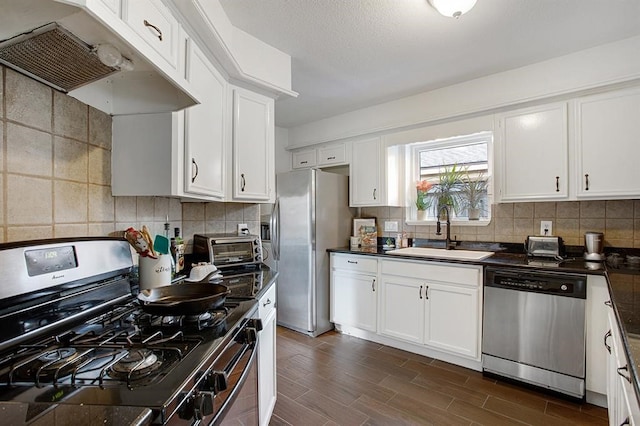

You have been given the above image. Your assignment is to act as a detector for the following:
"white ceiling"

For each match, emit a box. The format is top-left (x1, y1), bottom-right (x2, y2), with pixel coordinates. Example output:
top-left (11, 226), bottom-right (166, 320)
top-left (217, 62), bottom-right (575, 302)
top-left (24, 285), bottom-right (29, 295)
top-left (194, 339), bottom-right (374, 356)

top-left (219, 0), bottom-right (640, 128)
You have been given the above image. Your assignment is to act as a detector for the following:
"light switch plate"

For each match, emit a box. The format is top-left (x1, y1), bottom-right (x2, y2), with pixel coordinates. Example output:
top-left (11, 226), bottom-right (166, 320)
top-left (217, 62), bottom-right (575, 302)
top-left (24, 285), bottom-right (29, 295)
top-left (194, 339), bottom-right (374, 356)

top-left (540, 221), bottom-right (552, 236)
top-left (237, 223), bottom-right (248, 235)
top-left (384, 220), bottom-right (399, 232)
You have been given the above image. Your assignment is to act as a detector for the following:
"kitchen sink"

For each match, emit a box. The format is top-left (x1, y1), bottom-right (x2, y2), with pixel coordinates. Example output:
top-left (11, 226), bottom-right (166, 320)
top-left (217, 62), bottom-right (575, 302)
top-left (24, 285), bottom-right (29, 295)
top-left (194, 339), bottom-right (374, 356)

top-left (386, 247), bottom-right (494, 261)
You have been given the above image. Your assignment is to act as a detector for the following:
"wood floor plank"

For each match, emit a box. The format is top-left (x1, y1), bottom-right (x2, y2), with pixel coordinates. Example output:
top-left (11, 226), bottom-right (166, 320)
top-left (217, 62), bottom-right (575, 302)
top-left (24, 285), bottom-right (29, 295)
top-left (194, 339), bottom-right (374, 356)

top-left (447, 399), bottom-right (526, 426)
top-left (403, 359), bottom-right (470, 385)
top-left (272, 392), bottom-right (331, 426)
top-left (352, 394), bottom-right (441, 426)
top-left (386, 393), bottom-right (473, 426)
top-left (276, 374), bottom-right (310, 400)
top-left (462, 377), bottom-right (548, 412)
top-left (411, 373), bottom-right (489, 407)
top-left (356, 355), bottom-right (420, 381)
top-left (545, 401), bottom-right (608, 425)
top-left (483, 396), bottom-right (569, 426)
top-left (379, 374), bottom-right (454, 410)
top-left (377, 345), bottom-right (436, 364)
top-left (295, 389), bottom-right (369, 426)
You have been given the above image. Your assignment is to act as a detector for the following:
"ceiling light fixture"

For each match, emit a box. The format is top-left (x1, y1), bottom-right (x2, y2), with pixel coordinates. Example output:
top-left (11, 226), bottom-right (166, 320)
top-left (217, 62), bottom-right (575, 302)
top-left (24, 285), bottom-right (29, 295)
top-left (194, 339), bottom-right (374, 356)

top-left (428, 0), bottom-right (477, 18)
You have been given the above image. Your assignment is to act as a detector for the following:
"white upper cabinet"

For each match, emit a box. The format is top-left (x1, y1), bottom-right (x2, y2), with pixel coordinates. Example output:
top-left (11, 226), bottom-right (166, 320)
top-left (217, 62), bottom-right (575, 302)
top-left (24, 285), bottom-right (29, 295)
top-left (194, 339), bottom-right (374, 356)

top-left (317, 144), bottom-right (347, 167)
top-left (183, 40), bottom-right (227, 198)
top-left (574, 86), bottom-right (640, 199)
top-left (350, 137), bottom-right (404, 207)
top-left (292, 149), bottom-right (317, 169)
top-left (231, 87), bottom-right (275, 202)
top-left (497, 103), bottom-right (569, 202)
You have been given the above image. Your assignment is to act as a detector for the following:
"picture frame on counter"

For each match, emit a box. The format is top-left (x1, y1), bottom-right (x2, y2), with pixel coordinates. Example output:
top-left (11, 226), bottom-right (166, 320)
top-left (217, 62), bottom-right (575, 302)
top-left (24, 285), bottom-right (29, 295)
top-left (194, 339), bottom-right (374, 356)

top-left (353, 218), bottom-right (375, 237)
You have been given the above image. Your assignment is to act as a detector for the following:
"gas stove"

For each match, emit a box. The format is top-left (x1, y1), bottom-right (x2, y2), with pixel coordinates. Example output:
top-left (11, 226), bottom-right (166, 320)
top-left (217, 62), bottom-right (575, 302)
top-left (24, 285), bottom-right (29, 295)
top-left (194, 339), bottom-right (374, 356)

top-left (0, 237), bottom-right (261, 425)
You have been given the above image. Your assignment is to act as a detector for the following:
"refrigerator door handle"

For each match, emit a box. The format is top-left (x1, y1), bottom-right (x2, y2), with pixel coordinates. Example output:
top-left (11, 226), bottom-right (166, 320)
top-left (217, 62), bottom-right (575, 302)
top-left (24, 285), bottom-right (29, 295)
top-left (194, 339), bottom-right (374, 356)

top-left (271, 198), bottom-right (280, 261)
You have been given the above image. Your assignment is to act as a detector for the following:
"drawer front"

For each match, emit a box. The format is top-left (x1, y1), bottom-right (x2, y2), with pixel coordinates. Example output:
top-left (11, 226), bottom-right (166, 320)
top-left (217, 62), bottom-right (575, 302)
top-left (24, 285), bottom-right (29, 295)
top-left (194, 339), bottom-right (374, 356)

top-left (292, 149), bottom-right (317, 169)
top-left (381, 259), bottom-right (480, 287)
top-left (318, 144), bottom-right (346, 166)
top-left (123, 0), bottom-right (179, 69)
top-left (331, 254), bottom-right (377, 274)
top-left (259, 283), bottom-right (277, 320)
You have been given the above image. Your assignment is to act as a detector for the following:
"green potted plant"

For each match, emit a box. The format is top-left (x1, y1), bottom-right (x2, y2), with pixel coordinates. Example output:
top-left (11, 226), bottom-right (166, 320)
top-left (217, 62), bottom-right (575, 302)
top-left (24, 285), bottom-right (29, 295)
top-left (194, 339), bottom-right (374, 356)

top-left (432, 164), bottom-right (464, 220)
top-left (460, 171), bottom-right (488, 220)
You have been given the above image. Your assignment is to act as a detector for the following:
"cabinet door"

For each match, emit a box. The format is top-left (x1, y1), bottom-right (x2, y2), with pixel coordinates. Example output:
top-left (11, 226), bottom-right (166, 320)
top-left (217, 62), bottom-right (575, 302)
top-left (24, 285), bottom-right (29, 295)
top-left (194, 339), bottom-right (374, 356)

top-left (258, 309), bottom-right (277, 426)
top-left (585, 275), bottom-right (609, 396)
top-left (331, 271), bottom-right (377, 332)
top-left (183, 40), bottom-right (226, 198)
top-left (379, 275), bottom-right (424, 343)
top-left (232, 88), bottom-right (274, 201)
top-left (318, 144), bottom-right (346, 166)
top-left (350, 137), bottom-right (382, 206)
top-left (498, 103), bottom-right (568, 201)
top-left (424, 283), bottom-right (479, 359)
top-left (292, 149), bottom-right (317, 169)
top-left (575, 87), bottom-right (640, 199)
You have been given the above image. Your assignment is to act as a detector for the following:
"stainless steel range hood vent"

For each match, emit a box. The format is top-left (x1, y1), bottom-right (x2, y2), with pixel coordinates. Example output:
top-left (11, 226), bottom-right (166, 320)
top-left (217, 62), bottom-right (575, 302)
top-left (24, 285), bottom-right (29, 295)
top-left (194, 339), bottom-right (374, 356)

top-left (0, 23), bottom-right (118, 93)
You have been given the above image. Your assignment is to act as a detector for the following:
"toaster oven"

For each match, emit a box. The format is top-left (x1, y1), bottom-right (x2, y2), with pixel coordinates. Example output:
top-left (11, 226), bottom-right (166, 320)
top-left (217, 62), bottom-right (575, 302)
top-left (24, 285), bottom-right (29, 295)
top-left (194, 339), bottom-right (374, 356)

top-left (193, 233), bottom-right (263, 268)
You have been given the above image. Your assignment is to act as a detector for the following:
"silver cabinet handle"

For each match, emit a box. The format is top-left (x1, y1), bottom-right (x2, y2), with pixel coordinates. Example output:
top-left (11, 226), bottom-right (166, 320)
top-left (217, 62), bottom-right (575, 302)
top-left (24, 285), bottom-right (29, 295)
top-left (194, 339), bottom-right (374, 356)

top-left (143, 19), bottom-right (163, 41)
top-left (347, 260), bottom-right (358, 264)
top-left (241, 174), bottom-right (246, 192)
top-left (604, 330), bottom-right (612, 354)
top-left (191, 158), bottom-right (199, 183)
top-left (371, 278), bottom-right (376, 292)
top-left (585, 173), bottom-right (590, 191)
top-left (617, 365), bottom-right (632, 383)
top-left (263, 298), bottom-right (272, 307)
top-left (425, 285), bottom-right (429, 300)
top-left (604, 300), bottom-right (612, 308)
top-left (555, 176), bottom-right (559, 192)
top-left (419, 285), bottom-right (423, 299)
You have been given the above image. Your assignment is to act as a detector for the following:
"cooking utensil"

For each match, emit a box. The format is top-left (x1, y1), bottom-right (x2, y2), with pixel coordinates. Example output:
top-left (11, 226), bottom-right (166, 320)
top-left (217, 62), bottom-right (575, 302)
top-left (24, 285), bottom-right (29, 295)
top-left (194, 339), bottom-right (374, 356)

top-left (154, 235), bottom-right (170, 255)
top-left (124, 227), bottom-right (157, 259)
top-left (142, 225), bottom-right (155, 257)
top-left (186, 263), bottom-right (219, 282)
top-left (137, 283), bottom-right (230, 315)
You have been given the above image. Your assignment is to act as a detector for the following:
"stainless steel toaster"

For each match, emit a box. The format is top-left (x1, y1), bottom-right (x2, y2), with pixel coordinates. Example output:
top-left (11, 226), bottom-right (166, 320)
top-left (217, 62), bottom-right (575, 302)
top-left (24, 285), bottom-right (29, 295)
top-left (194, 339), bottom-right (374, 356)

top-left (525, 236), bottom-right (563, 258)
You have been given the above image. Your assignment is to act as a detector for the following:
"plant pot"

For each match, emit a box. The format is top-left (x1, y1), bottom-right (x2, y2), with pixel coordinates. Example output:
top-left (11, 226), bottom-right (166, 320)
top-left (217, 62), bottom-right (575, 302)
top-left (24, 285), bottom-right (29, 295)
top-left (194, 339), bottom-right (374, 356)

top-left (416, 209), bottom-right (428, 221)
top-left (468, 208), bottom-right (480, 220)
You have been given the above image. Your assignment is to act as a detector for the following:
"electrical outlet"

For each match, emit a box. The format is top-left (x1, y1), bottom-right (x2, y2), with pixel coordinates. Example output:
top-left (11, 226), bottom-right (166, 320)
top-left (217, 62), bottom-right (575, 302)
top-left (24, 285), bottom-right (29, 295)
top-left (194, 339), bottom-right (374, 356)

top-left (237, 223), bottom-right (248, 235)
top-left (540, 221), bottom-right (553, 236)
top-left (384, 220), bottom-right (399, 232)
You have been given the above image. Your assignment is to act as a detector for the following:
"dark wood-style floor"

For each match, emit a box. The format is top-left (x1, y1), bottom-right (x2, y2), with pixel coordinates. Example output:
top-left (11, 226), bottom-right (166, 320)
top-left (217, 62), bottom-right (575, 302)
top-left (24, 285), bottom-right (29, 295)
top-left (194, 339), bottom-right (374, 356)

top-left (270, 327), bottom-right (608, 425)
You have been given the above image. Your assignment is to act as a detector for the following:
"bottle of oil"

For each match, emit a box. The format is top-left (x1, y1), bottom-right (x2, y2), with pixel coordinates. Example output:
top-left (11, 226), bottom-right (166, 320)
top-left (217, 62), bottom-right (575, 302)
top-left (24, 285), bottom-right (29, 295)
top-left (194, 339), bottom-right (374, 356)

top-left (173, 227), bottom-right (185, 274)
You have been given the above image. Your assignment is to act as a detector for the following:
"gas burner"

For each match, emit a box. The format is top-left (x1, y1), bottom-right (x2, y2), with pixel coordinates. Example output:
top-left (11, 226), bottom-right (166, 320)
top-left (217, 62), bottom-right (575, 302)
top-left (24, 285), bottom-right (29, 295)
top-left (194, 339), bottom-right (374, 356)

top-left (109, 350), bottom-right (163, 379)
top-left (38, 348), bottom-right (78, 364)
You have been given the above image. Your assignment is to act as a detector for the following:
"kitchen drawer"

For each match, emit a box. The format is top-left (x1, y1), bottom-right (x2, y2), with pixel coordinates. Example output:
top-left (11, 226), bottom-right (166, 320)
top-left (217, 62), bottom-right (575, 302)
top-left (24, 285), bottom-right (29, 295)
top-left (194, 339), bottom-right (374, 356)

top-left (122, 0), bottom-right (179, 70)
top-left (318, 144), bottom-right (347, 166)
top-left (332, 254), bottom-right (377, 274)
top-left (381, 259), bottom-right (480, 287)
top-left (259, 283), bottom-right (276, 320)
top-left (292, 149), bottom-right (317, 169)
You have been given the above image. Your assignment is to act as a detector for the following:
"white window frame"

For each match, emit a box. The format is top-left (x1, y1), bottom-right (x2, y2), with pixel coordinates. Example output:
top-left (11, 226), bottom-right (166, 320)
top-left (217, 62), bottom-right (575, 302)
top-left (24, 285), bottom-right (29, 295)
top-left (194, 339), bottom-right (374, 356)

top-left (406, 131), bottom-right (494, 226)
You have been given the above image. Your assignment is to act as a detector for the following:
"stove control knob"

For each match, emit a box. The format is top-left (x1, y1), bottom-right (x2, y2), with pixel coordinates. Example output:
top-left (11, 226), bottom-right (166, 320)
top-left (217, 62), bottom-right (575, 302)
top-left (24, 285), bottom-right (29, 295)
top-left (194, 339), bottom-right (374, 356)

top-left (178, 393), bottom-right (195, 420)
top-left (204, 371), bottom-right (228, 393)
top-left (561, 284), bottom-right (568, 291)
top-left (194, 391), bottom-right (214, 419)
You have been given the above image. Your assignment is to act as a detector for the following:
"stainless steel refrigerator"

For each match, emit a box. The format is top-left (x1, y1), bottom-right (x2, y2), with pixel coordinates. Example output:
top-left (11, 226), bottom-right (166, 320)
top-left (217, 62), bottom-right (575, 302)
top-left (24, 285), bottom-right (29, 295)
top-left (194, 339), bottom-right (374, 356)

top-left (271, 169), bottom-right (353, 336)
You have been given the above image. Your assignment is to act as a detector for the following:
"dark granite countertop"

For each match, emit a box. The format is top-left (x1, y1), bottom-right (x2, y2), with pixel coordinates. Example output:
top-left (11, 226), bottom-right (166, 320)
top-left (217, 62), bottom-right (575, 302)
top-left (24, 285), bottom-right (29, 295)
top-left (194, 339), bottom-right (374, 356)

top-left (328, 240), bottom-right (640, 403)
top-left (0, 402), bottom-right (152, 425)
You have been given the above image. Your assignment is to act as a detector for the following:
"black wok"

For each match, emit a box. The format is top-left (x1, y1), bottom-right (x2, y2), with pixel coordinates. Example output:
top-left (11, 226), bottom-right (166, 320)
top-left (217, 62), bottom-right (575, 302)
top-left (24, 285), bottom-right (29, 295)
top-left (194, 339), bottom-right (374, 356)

top-left (137, 283), bottom-right (230, 316)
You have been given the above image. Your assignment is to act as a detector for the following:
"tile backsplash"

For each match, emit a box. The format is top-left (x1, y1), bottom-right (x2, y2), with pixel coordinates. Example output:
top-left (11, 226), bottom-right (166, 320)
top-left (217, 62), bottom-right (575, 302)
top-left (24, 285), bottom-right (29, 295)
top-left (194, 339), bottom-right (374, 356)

top-left (364, 200), bottom-right (640, 249)
top-left (0, 65), bottom-right (256, 251)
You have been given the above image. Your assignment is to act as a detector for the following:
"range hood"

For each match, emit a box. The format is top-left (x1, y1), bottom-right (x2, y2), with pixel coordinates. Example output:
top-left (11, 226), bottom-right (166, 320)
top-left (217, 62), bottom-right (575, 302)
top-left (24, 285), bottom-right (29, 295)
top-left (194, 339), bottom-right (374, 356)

top-left (0, 23), bottom-right (120, 93)
top-left (0, 0), bottom-right (199, 115)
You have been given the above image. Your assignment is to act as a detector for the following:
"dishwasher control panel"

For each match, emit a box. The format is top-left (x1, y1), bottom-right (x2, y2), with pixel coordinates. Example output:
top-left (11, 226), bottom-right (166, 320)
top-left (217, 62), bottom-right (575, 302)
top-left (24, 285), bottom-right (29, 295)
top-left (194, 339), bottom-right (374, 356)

top-left (485, 268), bottom-right (586, 298)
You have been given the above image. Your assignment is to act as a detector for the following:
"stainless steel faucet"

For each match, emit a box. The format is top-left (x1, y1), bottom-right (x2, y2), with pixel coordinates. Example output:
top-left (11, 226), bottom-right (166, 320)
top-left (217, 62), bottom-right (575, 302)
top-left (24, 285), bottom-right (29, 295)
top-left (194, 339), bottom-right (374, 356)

top-left (436, 205), bottom-right (457, 250)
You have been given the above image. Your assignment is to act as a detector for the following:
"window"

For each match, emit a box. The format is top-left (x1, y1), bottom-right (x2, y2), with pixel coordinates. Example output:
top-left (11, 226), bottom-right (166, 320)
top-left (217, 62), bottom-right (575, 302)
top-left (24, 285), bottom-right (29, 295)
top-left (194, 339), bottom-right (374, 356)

top-left (408, 132), bottom-right (493, 224)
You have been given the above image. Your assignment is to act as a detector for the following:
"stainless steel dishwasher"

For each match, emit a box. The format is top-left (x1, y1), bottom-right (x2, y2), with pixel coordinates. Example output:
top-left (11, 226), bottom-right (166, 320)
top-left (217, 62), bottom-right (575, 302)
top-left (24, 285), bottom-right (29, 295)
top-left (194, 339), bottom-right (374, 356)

top-left (482, 267), bottom-right (587, 399)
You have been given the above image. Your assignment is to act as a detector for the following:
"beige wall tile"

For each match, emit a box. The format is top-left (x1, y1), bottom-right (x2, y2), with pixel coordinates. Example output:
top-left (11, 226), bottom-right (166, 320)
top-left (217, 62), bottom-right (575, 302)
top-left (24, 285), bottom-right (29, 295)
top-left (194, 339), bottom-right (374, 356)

top-left (606, 200), bottom-right (634, 218)
top-left (55, 224), bottom-right (89, 238)
top-left (88, 146), bottom-right (110, 185)
top-left (115, 197), bottom-right (137, 222)
top-left (580, 200), bottom-right (606, 218)
top-left (54, 181), bottom-right (87, 223)
top-left (154, 197), bottom-right (170, 221)
top-left (580, 218), bottom-right (605, 235)
top-left (225, 203), bottom-right (243, 221)
top-left (513, 203), bottom-right (534, 218)
top-left (0, 228), bottom-right (4, 243)
top-left (513, 218), bottom-right (534, 235)
top-left (169, 198), bottom-right (182, 222)
top-left (494, 217), bottom-right (514, 236)
top-left (225, 221), bottom-right (242, 234)
top-left (557, 201), bottom-right (579, 218)
top-left (183, 220), bottom-right (205, 246)
top-left (8, 226), bottom-right (53, 241)
top-left (54, 136), bottom-right (87, 181)
top-left (0, 121), bottom-right (3, 172)
top-left (606, 218), bottom-right (634, 239)
top-left (494, 203), bottom-right (513, 218)
top-left (53, 91), bottom-right (87, 141)
top-left (6, 69), bottom-right (52, 132)
top-left (205, 221), bottom-right (225, 233)
top-left (534, 202), bottom-right (556, 218)
top-left (243, 203), bottom-right (259, 221)
top-left (0, 68), bottom-right (3, 117)
top-left (136, 197), bottom-right (155, 222)
top-left (245, 221), bottom-right (259, 235)
top-left (183, 203), bottom-right (205, 221)
top-left (89, 106), bottom-right (111, 149)
top-left (88, 184), bottom-right (114, 222)
top-left (636, 219), bottom-right (640, 240)
top-left (7, 175), bottom-right (52, 225)
top-left (205, 202), bottom-right (225, 221)
top-left (389, 207), bottom-right (404, 219)
top-left (0, 175), bottom-right (3, 227)
top-left (556, 218), bottom-right (580, 238)
top-left (6, 123), bottom-right (52, 176)
top-left (89, 223), bottom-right (116, 236)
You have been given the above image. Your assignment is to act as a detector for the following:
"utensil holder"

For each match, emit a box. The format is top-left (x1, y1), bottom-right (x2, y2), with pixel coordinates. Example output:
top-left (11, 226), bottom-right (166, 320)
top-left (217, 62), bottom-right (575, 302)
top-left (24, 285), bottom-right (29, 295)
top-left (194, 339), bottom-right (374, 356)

top-left (139, 254), bottom-right (172, 290)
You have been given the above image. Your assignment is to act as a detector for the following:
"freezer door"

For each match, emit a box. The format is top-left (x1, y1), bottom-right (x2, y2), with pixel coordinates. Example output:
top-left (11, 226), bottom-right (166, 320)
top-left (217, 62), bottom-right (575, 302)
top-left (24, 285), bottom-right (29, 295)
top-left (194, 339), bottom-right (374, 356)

top-left (275, 170), bottom-right (315, 333)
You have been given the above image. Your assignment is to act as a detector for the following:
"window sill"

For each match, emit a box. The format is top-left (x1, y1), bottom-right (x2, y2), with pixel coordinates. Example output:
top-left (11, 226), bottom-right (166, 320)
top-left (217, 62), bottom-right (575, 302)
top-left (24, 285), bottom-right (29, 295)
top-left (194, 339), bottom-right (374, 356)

top-left (406, 219), bottom-right (491, 227)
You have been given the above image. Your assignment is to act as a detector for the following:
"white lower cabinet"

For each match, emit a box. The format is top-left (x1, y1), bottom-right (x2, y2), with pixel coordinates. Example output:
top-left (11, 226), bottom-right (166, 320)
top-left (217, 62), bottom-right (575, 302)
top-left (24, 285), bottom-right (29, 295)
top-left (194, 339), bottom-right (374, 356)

top-left (258, 283), bottom-right (277, 426)
top-left (330, 254), bottom-right (378, 332)
top-left (379, 259), bottom-right (482, 360)
top-left (586, 275), bottom-right (609, 404)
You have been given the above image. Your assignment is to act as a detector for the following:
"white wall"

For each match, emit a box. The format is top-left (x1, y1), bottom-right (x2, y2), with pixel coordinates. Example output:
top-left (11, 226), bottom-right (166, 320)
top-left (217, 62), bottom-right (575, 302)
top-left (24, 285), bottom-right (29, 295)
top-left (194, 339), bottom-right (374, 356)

top-left (275, 126), bottom-right (291, 173)
top-left (287, 35), bottom-right (640, 148)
